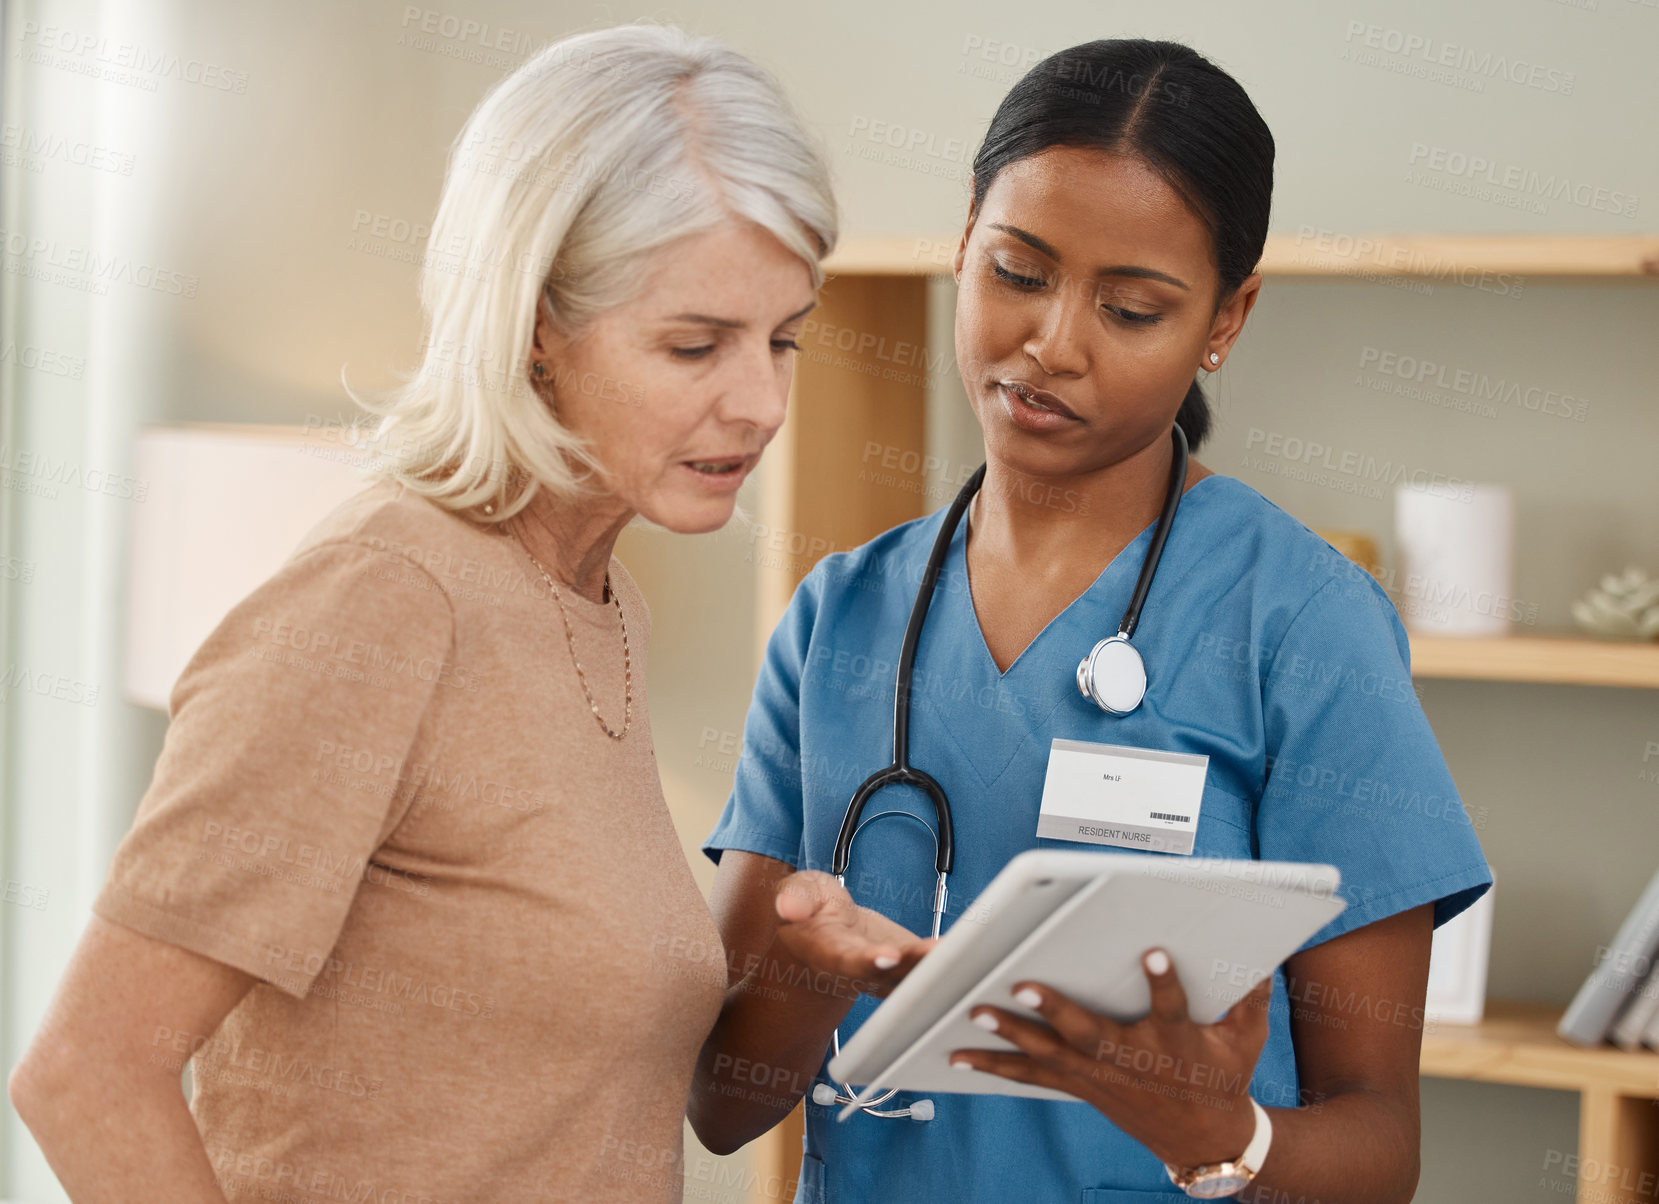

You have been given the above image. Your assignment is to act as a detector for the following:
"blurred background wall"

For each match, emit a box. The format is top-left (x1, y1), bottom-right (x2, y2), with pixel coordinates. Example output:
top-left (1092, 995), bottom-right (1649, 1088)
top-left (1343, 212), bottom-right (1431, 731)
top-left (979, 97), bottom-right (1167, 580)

top-left (2, 1), bottom-right (1655, 1200)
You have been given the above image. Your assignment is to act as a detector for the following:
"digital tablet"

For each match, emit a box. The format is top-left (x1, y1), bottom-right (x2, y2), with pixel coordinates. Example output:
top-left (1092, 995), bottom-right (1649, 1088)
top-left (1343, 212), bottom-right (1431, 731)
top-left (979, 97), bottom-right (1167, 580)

top-left (825, 849), bottom-right (1345, 1114)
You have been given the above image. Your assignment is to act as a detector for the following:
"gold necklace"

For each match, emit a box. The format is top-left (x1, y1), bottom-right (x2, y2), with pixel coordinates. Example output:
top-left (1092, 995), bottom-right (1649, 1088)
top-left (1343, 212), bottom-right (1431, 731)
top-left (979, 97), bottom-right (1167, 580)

top-left (514, 535), bottom-right (632, 740)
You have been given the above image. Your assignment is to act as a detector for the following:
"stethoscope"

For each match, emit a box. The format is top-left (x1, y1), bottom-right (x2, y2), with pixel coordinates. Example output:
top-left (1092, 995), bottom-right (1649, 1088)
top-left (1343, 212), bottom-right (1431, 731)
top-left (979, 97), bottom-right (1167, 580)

top-left (810, 425), bottom-right (1190, 1121)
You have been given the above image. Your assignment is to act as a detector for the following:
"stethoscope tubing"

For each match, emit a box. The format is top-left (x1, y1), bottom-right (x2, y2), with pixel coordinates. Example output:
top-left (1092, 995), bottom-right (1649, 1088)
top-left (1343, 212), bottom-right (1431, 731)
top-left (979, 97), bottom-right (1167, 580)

top-left (819, 425), bottom-right (1189, 1121)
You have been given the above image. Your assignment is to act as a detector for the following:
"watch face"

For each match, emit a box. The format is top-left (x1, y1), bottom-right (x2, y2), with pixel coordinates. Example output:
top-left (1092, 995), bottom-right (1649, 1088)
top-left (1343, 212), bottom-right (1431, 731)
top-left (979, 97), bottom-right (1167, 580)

top-left (1188, 1174), bottom-right (1250, 1198)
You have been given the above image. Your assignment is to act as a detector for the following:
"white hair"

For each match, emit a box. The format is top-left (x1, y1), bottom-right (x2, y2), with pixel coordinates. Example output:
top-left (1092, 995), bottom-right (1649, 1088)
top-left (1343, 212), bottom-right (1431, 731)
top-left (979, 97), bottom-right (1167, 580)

top-left (344, 23), bottom-right (838, 519)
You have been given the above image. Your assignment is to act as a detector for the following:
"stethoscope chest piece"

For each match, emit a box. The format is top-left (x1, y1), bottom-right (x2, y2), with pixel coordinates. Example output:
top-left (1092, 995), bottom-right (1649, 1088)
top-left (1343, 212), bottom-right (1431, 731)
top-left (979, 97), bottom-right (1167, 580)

top-left (1076, 634), bottom-right (1148, 715)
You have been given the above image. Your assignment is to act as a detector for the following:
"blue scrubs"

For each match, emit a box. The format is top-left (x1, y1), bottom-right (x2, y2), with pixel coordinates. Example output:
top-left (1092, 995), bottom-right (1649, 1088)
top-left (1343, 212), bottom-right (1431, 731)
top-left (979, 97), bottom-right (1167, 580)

top-left (704, 473), bottom-right (1492, 1204)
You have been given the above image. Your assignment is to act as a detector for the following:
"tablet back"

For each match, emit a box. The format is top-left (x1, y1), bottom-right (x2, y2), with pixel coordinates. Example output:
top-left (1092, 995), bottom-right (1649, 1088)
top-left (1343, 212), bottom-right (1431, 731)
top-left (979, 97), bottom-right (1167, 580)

top-left (828, 851), bottom-right (1344, 1106)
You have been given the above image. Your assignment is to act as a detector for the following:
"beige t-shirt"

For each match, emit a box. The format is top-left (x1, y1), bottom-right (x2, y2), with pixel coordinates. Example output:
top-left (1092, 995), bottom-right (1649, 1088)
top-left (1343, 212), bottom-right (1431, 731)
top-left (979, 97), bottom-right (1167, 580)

top-left (95, 478), bottom-right (726, 1203)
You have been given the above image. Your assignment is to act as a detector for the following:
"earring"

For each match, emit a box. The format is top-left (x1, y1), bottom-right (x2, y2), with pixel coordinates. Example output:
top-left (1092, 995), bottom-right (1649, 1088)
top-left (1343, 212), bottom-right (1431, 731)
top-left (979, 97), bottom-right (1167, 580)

top-left (532, 363), bottom-right (546, 379)
top-left (482, 502), bottom-right (495, 515)
top-left (1208, 352), bottom-right (1220, 367)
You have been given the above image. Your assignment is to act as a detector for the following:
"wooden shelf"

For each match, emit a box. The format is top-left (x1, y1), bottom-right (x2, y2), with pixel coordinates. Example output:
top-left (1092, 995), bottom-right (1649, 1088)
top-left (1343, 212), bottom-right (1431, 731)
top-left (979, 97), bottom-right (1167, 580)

top-left (824, 232), bottom-right (1659, 278)
top-left (1423, 1001), bottom-right (1659, 1204)
top-left (822, 234), bottom-right (957, 275)
top-left (1423, 1000), bottom-right (1659, 1094)
top-left (1263, 233), bottom-right (1659, 278)
top-left (1409, 632), bottom-right (1659, 689)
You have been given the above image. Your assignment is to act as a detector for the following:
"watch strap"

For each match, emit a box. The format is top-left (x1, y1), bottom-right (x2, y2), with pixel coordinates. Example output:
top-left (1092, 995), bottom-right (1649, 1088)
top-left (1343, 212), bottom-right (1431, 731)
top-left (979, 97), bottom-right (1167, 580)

top-left (1238, 1097), bottom-right (1272, 1171)
top-left (1163, 1097), bottom-right (1273, 1194)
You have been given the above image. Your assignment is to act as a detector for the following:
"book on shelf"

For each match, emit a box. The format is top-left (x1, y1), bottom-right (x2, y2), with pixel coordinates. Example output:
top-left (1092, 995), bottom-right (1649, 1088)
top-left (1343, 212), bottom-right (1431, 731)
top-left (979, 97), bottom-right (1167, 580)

top-left (1608, 961), bottom-right (1659, 1049)
top-left (1557, 865), bottom-right (1659, 1047)
top-left (1643, 989), bottom-right (1659, 1052)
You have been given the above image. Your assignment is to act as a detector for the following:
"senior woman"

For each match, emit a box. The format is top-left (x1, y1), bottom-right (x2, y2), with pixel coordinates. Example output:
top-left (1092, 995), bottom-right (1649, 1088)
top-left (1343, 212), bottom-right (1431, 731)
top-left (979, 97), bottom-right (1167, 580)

top-left (9, 23), bottom-right (834, 1204)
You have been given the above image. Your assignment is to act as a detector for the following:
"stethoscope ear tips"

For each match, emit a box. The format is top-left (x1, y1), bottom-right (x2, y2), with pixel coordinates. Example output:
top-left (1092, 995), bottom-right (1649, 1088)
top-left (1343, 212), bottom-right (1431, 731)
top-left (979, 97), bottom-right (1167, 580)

top-left (811, 1083), bottom-right (840, 1106)
top-left (1077, 635), bottom-right (1149, 715)
top-left (907, 1098), bottom-right (935, 1122)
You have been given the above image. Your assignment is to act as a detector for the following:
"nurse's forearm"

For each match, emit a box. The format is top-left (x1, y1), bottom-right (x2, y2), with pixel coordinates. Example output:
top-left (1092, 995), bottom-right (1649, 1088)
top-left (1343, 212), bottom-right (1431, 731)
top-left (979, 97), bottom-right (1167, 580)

top-left (1235, 1089), bottom-right (1418, 1204)
top-left (688, 932), bottom-right (854, 1155)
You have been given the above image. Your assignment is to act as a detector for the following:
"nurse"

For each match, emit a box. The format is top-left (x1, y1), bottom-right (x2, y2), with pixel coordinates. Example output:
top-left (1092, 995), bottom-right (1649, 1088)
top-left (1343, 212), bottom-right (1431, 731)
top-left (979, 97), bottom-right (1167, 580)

top-left (690, 38), bottom-right (1491, 1204)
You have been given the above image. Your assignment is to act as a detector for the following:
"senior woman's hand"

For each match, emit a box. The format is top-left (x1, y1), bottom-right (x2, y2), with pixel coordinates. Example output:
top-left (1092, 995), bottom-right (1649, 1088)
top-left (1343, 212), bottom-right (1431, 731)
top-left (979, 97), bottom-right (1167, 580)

top-left (949, 947), bottom-right (1274, 1171)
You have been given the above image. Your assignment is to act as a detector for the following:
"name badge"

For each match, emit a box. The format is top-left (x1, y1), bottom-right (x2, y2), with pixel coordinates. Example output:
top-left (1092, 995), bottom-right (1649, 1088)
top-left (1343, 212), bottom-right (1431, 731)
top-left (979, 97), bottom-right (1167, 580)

top-left (1037, 738), bottom-right (1209, 855)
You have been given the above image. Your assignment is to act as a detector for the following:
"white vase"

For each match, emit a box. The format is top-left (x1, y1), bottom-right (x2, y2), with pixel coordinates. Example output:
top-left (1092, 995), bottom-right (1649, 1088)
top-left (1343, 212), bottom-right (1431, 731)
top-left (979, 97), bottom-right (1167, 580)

top-left (1394, 483), bottom-right (1515, 636)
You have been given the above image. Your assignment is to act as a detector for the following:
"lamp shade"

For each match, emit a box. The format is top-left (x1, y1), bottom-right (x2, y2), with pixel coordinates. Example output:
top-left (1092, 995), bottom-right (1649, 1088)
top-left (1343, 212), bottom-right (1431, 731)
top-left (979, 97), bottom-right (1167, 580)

top-left (123, 423), bottom-right (378, 710)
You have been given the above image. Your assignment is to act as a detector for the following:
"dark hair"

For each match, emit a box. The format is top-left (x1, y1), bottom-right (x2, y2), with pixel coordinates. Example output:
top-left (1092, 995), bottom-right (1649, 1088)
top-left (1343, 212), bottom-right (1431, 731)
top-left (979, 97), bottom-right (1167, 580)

top-left (968, 40), bottom-right (1274, 452)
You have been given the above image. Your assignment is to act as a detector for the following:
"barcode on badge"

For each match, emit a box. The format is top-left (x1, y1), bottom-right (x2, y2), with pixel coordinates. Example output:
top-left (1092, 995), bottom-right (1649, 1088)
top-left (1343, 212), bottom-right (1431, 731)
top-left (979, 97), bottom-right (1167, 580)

top-left (1149, 811), bottom-right (1190, 823)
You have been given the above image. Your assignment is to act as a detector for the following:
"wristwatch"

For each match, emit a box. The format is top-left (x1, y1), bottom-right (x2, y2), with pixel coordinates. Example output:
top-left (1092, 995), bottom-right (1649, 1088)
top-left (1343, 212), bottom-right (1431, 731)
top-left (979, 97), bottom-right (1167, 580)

top-left (1163, 1098), bottom-right (1272, 1198)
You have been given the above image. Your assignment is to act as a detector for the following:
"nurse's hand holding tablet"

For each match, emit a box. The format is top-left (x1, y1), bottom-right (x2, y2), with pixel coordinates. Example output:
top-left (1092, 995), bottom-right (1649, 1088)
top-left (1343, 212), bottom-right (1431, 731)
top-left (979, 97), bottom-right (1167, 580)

top-left (946, 942), bottom-right (1276, 1181)
top-left (693, 36), bottom-right (1491, 1204)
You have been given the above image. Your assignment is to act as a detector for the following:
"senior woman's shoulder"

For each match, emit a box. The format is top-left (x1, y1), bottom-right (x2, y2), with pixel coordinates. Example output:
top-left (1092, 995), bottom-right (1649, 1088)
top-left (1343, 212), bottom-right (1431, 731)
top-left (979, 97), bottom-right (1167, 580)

top-left (285, 477), bottom-right (503, 589)
top-left (283, 479), bottom-right (653, 632)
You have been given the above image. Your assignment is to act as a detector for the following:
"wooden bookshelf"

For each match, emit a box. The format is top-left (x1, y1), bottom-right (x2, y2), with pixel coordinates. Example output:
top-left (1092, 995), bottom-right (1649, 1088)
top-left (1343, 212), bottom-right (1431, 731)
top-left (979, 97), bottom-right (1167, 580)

top-left (1423, 1001), bottom-right (1659, 1204)
top-left (749, 266), bottom-right (933, 1204)
top-left (1423, 1000), bottom-right (1659, 1093)
top-left (1410, 633), bottom-right (1659, 690)
top-left (748, 255), bottom-right (1659, 1202)
top-left (824, 232), bottom-right (1659, 279)
top-left (751, 1003), bottom-right (1659, 1204)
top-left (1262, 233), bottom-right (1659, 278)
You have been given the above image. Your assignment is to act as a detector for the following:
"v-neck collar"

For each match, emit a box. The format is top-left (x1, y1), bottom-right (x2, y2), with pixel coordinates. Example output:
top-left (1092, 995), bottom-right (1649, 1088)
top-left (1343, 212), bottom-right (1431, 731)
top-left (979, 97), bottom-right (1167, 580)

top-left (892, 473), bottom-right (1223, 793)
top-left (955, 474), bottom-right (1221, 682)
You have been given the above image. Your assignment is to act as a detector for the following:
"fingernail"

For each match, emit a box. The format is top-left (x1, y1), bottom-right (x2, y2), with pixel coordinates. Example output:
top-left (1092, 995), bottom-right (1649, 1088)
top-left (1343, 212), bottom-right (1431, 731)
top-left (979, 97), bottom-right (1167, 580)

top-left (874, 955), bottom-right (899, 970)
top-left (1145, 949), bottom-right (1170, 975)
top-left (1013, 987), bottom-right (1043, 1009)
top-left (951, 1059), bottom-right (973, 1071)
top-left (971, 1011), bottom-right (999, 1032)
